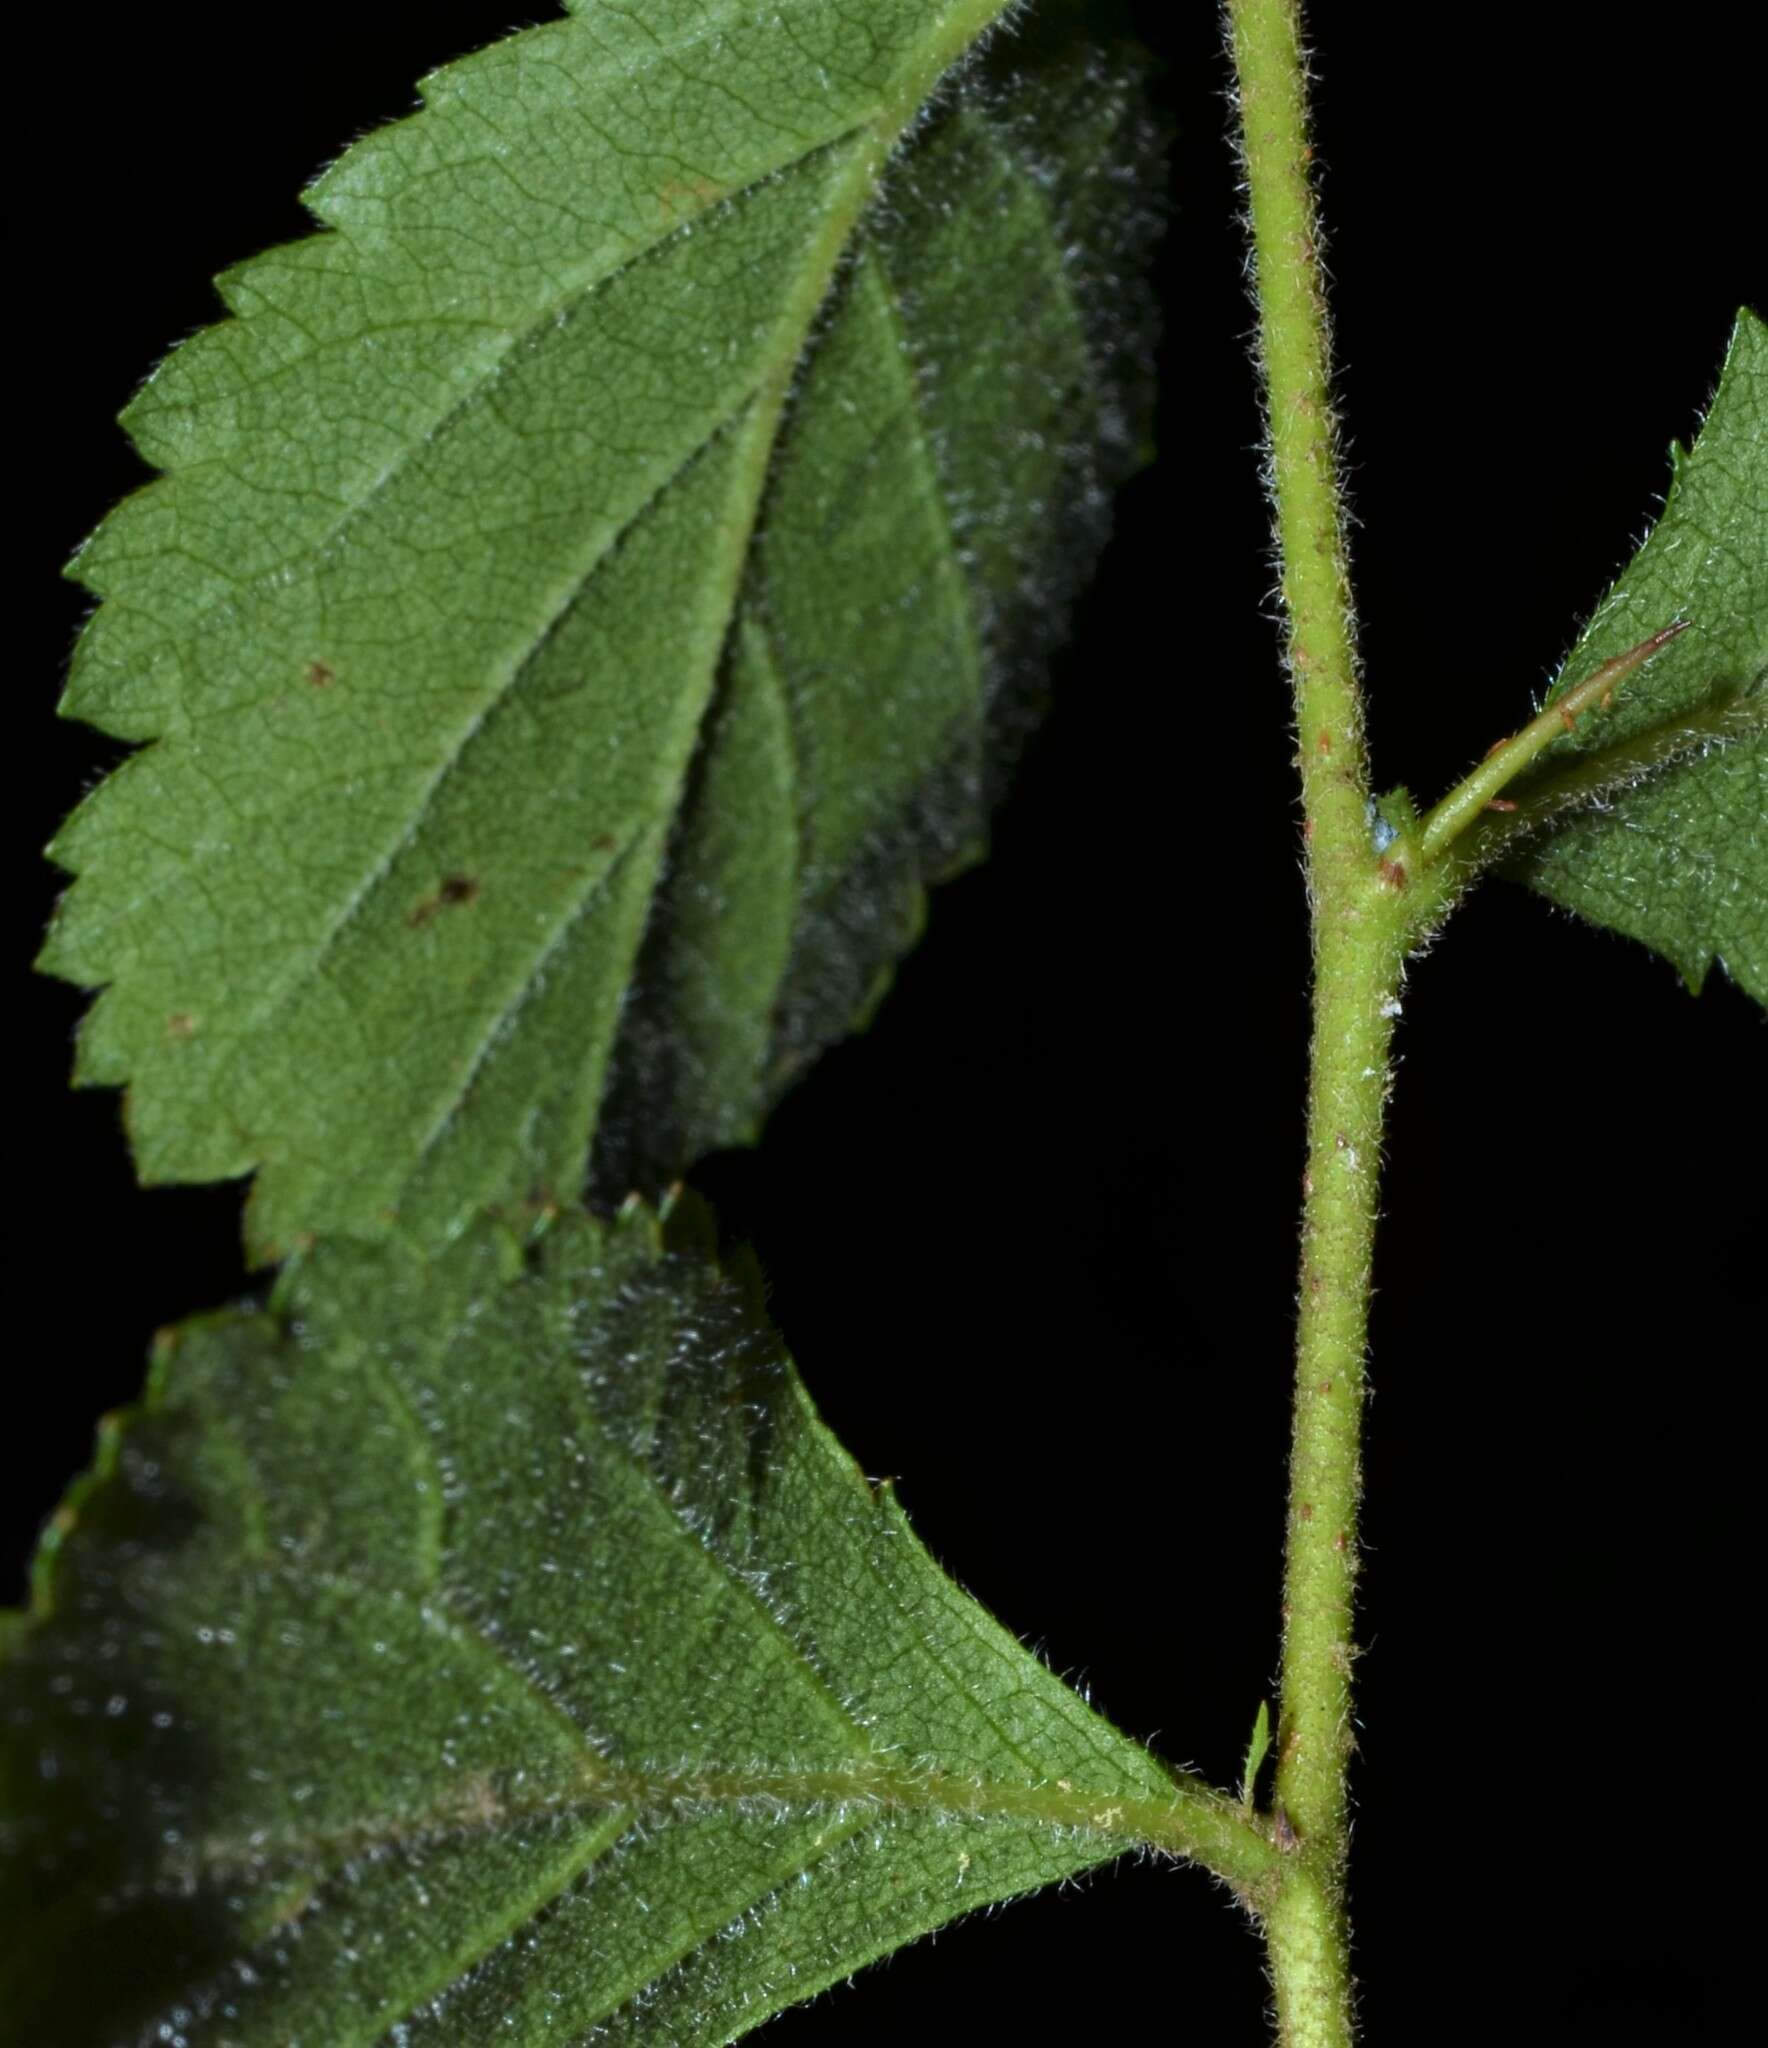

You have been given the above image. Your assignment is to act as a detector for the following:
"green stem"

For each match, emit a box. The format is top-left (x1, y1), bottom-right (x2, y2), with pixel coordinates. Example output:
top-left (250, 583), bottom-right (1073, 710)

top-left (1227, 0), bottom-right (1368, 864)
top-left (1266, 902), bottom-right (1402, 2048)
top-left (1225, 3), bottom-right (1411, 2040)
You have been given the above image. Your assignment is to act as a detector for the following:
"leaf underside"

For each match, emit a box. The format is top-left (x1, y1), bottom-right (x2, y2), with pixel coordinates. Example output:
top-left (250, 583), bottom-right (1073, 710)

top-left (39, 0), bottom-right (1157, 1260)
top-left (1506, 310), bottom-right (1766, 1003)
top-left (1, 1203), bottom-right (1179, 2047)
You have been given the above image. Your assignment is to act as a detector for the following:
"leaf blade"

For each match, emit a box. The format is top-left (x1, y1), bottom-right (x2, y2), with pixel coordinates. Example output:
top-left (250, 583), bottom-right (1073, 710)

top-left (1505, 310), bottom-right (1767, 1002)
top-left (1, 1205), bottom-right (1254, 2045)
top-left (39, 2), bottom-right (1156, 1255)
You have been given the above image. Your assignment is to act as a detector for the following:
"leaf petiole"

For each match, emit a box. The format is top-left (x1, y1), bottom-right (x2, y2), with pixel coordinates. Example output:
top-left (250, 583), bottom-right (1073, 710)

top-left (1415, 620), bottom-right (1690, 865)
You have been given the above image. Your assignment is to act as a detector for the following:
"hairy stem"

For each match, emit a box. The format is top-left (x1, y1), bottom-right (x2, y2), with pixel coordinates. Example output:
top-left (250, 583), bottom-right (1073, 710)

top-left (1226, 2), bottom-right (1408, 2040)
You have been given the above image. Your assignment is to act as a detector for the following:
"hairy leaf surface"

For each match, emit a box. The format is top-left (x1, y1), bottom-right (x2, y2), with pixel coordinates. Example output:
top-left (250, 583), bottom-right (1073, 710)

top-left (1505, 311), bottom-right (1766, 1002)
top-left (0, 1202), bottom-right (1237, 2047)
top-left (40, 2), bottom-right (1156, 1258)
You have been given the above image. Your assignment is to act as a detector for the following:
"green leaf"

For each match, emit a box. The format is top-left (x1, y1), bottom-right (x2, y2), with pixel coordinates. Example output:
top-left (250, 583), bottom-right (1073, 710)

top-left (1, 1202), bottom-right (1265, 2046)
top-left (39, 3), bottom-right (1156, 1260)
top-left (1505, 310), bottom-right (1767, 1002)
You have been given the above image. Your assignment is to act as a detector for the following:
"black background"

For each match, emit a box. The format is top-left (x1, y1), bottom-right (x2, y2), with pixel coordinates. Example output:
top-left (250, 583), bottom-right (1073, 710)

top-left (10, 6), bottom-right (1760, 2041)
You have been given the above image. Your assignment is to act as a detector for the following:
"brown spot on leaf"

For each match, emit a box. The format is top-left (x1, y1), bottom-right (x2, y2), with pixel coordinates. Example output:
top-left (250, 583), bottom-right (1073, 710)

top-left (1377, 856), bottom-right (1409, 890)
top-left (305, 660), bottom-right (335, 688)
top-left (409, 874), bottom-right (481, 927)
top-left (592, 832), bottom-right (619, 853)
top-left (167, 1012), bottom-right (197, 1041)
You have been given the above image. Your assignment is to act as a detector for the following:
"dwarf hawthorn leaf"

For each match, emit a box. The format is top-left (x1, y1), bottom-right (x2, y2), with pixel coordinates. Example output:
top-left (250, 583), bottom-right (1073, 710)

top-left (1505, 311), bottom-right (1766, 1003)
top-left (0, 1201), bottom-right (1224, 2047)
top-left (39, 2), bottom-right (1157, 1260)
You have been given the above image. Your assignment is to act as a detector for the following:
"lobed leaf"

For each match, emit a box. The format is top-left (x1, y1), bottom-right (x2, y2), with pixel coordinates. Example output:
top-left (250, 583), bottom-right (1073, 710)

top-left (0, 1202), bottom-right (1242, 2047)
top-left (39, 2), bottom-right (1158, 1259)
top-left (1504, 310), bottom-right (1766, 1002)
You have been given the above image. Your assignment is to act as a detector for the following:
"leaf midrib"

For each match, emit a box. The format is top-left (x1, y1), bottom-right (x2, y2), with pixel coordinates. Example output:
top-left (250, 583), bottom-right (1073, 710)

top-left (185, 1749), bottom-right (1205, 1879)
